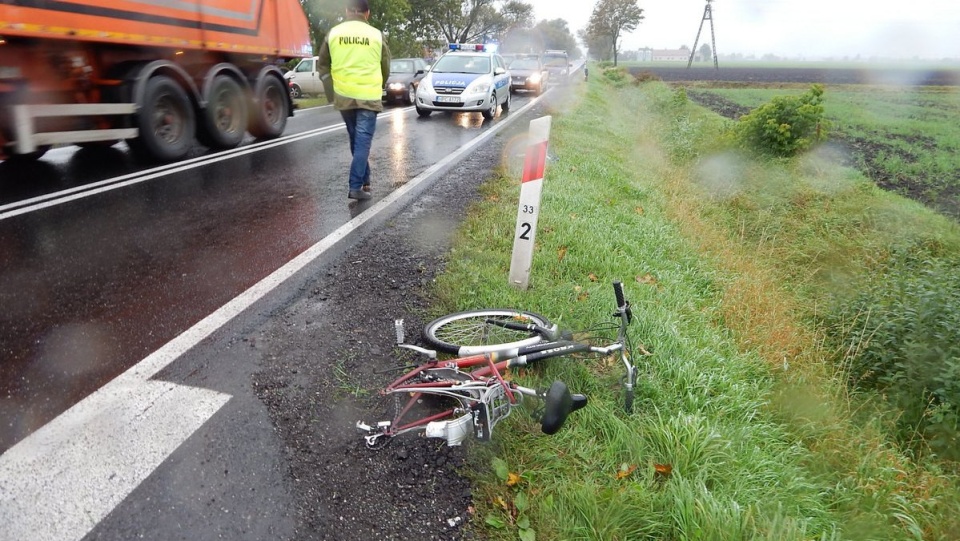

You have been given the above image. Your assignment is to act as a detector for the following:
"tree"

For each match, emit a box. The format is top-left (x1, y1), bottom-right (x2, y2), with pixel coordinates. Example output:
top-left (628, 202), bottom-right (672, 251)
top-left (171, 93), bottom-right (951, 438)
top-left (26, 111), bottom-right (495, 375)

top-left (699, 43), bottom-right (712, 63)
top-left (406, 0), bottom-right (505, 45)
top-left (584, 0), bottom-right (643, 66)
top-left (300, 0), bottom-right (420, 57)
top-left (578, 27), bottom-right (613, 62)
top-left (500, 0), bottom-right (534, 28)
top-left (534, 19), bottom-right (580, 57)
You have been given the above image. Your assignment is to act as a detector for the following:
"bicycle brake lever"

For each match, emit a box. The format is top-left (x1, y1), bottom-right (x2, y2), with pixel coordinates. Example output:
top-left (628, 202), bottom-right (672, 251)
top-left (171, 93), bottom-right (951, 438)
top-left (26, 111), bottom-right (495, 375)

top-left (364, 433), bottom-right (387, 448)
top-left (357, 421), bottom-right (390, 448)
top-left (398, 343), bottom-right (437, 359)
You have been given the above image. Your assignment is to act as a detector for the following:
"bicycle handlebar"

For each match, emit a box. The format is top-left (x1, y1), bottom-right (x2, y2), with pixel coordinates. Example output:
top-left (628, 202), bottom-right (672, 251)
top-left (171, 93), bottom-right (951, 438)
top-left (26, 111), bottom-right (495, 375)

top-left (612, 280), bottom-right (633, 324)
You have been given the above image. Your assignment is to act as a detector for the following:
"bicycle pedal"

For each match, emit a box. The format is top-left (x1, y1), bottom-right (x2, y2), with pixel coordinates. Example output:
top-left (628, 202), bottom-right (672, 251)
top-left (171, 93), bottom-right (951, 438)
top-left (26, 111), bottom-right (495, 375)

top-left (394, 319), bottom-right (405, 344)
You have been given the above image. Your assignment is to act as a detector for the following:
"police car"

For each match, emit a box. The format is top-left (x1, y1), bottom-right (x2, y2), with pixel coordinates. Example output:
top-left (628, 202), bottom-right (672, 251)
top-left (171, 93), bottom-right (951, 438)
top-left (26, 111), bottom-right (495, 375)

top-left (414, 43), bottom-right (511, 120)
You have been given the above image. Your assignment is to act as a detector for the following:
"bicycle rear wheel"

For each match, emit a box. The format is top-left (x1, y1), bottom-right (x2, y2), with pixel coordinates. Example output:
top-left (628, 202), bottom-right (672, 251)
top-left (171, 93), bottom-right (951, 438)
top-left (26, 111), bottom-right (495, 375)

top-left (423, 309), bottom-right (553, 354)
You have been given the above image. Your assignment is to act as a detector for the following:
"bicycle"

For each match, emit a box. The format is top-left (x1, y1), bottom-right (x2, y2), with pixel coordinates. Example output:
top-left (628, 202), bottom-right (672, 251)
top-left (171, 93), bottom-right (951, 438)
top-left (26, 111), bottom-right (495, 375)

top-left (421, 280), bottom-right (640, 412)
top-left (356, 281), bottom-right (642, 449)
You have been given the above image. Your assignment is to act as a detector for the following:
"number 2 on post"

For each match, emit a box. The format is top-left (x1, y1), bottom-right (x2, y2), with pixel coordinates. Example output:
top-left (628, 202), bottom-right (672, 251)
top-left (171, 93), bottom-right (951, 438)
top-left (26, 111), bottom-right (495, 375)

top-left (518, 222), bottom-right (532, 240)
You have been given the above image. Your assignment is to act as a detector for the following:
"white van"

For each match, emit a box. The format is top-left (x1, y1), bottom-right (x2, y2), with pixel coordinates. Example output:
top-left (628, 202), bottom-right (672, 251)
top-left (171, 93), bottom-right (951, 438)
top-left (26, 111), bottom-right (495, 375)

top-left (285, 56), bottom-right (324, 98)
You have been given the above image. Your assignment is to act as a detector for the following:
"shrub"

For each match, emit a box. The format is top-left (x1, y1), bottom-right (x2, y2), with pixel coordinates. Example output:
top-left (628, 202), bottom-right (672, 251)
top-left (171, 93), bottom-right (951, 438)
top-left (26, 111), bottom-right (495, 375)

top-left (671, 87), bottom-right (688, 108)
top-left (735, 84), bottom-right (828, 157)
top-left (632, 70), bottom-right (662, 84)
top-left (600, 66), bottom-right (629, 86)
top-left (824, 251), bottom-right (960, 458)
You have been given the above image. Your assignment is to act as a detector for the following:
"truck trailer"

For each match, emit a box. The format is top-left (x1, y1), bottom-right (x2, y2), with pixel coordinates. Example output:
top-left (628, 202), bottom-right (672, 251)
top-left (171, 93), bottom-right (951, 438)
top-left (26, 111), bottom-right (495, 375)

top-left (0, 0), bottom-right (312, 162)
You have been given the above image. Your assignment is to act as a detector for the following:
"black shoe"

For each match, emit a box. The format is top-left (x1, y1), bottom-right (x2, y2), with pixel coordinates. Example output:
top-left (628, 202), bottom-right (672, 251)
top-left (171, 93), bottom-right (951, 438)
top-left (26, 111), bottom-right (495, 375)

top-left (362, 184), bottom-right (371, 193)
top-left (348, 189), bottom-right (371, 200)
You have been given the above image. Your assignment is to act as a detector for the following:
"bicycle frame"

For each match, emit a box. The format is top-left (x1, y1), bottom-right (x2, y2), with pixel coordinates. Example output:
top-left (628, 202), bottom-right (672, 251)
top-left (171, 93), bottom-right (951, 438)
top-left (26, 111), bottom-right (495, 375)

top-left (357, 351), bottom-right (538, 447)
top-left (357, 341), bottom-right (617, 448)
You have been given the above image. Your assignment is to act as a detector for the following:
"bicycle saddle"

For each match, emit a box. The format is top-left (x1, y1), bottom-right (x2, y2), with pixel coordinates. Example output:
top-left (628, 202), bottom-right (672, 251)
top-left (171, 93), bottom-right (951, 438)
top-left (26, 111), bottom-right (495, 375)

top-left (540, 380), bottom-right (588, 435)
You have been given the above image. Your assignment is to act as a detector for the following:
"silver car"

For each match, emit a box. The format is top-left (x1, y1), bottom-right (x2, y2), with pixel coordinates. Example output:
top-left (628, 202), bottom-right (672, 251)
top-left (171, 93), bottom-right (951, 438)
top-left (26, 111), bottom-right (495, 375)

top-left (414, 44), bottom-right (512, 120)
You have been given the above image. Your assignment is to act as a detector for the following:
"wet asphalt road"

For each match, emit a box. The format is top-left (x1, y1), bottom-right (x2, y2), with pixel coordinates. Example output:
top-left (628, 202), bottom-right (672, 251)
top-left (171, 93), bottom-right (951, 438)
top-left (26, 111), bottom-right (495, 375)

top-left (0, 100), bottom-right (530, 453)
top-left (0, 87), bottom-right (567, 541)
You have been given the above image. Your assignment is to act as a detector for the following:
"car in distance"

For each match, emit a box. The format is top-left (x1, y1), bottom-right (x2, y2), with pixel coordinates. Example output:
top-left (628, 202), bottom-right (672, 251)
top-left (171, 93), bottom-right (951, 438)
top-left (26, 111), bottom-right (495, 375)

top-left (383, 57), bottom-right (430, 105)
top-left (285, 56), bottom-right (323, 99)
top-left (542, 50), bottom-right (572, 83)
top-left (508, 55), bottom-right (548, 95)
top-left (414, 43), bottom-right (512, 120)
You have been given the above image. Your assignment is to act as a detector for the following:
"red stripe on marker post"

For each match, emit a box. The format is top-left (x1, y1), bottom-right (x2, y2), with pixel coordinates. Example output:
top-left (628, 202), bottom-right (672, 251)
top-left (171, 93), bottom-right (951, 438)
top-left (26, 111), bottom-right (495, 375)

top-left (509, 116), bottom-right (552, 290)
top-left (521, 141), bottom-right (548, 183)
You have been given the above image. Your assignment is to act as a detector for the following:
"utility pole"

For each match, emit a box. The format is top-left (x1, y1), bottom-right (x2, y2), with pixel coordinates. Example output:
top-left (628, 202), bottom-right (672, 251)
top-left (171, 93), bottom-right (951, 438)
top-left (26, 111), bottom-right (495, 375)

top-left (687, 0), bottom-right (719, 69)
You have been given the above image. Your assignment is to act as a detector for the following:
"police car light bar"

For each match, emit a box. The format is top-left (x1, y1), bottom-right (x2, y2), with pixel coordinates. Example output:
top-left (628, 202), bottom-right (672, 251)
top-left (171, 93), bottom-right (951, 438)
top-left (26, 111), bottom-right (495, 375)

top-left (448, 43), bottom-right (487, 52)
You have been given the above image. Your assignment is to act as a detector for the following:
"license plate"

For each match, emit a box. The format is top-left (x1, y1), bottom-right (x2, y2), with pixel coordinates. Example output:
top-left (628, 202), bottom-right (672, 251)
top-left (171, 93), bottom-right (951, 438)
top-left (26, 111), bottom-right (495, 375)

top-left (436, 96), bottom-right (461, 103)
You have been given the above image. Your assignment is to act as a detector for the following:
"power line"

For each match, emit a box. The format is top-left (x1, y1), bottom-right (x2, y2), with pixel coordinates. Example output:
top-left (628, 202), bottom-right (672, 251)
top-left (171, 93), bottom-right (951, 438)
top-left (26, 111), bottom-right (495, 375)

top-left (687, 0), bottom-right (719, 69)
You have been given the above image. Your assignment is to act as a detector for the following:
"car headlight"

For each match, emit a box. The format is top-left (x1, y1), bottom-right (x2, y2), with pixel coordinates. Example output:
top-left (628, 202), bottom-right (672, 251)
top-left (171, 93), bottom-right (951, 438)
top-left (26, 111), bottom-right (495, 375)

top-left (388, 82), bottom-right (404, 91)
top-left (528, 73), bottom-right (541, 83)
top-left (465, 78), bottom-right (491, 94)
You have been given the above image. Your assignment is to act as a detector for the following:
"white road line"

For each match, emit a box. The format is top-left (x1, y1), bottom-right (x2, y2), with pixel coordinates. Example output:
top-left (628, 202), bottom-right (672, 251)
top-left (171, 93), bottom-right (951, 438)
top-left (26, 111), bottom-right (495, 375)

top-left (0, 379), bottom-right (230, 541)
top-left (0, 97), bottom-right (539, 541)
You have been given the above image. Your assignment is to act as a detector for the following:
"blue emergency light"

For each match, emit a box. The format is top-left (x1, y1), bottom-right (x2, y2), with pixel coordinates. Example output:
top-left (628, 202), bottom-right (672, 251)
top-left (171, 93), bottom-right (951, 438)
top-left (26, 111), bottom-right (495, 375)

top-left (448, 43), bottom-right (487, 52)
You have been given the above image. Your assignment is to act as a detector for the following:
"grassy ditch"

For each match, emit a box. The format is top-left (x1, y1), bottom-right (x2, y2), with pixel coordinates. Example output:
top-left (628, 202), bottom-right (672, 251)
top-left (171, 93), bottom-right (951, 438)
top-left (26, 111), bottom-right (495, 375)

top-left (425, 72), bottom-right (960, 539)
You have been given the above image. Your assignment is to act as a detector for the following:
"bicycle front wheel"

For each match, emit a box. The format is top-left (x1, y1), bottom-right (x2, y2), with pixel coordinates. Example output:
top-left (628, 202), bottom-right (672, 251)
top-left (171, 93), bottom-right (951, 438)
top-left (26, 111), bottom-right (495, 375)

top-left (423, 309), bottom-right (553, 355)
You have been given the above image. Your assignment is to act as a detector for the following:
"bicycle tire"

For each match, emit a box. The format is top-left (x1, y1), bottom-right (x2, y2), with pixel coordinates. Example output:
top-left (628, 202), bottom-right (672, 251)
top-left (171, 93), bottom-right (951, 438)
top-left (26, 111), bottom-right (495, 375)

top-left (422, 309), bottom-right (553, 354)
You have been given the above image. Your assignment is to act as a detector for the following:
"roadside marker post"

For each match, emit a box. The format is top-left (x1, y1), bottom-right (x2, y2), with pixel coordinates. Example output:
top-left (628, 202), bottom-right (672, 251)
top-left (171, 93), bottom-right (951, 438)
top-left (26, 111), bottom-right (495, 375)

top-left (509, 115), bottom-right (552, 290)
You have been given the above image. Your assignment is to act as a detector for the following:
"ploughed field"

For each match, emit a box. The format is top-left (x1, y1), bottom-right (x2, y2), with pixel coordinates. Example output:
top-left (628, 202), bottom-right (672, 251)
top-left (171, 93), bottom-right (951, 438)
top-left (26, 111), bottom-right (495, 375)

top-left (627, 64), bottom-right (960, 220)
top-left (627, 65), bottom-right (960, 86)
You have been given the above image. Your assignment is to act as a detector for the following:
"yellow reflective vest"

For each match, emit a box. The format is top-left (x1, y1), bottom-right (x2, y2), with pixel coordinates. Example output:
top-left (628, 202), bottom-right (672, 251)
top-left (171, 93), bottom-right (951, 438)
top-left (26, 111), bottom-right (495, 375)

top-left (327, 20), bottom-right (384, 101)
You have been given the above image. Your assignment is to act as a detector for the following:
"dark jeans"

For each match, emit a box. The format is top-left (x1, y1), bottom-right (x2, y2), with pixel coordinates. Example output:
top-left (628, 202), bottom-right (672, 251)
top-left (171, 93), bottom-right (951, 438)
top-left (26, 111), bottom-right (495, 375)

top-left (339, 108), bottom-right (378, 191)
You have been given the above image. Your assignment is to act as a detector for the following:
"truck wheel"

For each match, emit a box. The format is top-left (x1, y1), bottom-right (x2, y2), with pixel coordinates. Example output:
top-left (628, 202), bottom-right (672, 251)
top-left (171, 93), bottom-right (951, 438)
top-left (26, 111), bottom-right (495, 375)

top-left (198, 75), bottom-right (247, 150)
top-left (249, 76), bottom-right (289, 139)
top-left (129, 75), bottom-right (195, 162)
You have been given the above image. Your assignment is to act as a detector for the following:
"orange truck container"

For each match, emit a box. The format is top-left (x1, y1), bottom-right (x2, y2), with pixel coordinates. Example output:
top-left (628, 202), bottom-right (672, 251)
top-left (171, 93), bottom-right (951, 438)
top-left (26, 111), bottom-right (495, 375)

top-left (0, 0), bottom-right (312, 162)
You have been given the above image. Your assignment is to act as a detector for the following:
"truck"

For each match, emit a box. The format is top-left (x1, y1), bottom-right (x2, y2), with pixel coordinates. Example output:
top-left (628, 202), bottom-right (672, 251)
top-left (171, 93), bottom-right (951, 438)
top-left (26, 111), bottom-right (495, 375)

top-left (0, 0), bottom-right (312, 163)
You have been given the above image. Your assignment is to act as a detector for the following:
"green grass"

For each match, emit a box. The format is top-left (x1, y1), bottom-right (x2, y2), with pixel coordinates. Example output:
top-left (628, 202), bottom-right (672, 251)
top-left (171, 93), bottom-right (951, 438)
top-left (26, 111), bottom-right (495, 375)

top-left (424, 73), bottom-right (960, 539)
top-left (293, 96), bottom-right (327, 109)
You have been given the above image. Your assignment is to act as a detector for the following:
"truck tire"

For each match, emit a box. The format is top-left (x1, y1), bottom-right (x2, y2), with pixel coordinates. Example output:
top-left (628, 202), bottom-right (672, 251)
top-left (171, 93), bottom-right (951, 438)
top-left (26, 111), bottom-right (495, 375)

top-left (198, 75), bottom-right (247, 150)
top-left (129, 75), bottom-right (195, 162)
top-left (249, 76), bottom-right (289, 139)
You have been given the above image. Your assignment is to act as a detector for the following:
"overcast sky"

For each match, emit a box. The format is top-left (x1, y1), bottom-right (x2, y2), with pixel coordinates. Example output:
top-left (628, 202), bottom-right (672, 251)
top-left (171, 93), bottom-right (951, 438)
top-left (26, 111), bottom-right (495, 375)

top-left (523, 0), bottom-right (960, 60)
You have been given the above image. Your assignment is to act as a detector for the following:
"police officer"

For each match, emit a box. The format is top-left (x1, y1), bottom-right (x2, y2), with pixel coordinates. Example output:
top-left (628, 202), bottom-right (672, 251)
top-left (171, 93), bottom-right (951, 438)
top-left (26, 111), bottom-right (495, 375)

top-left (318, 0), bottom-right (390, 201)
